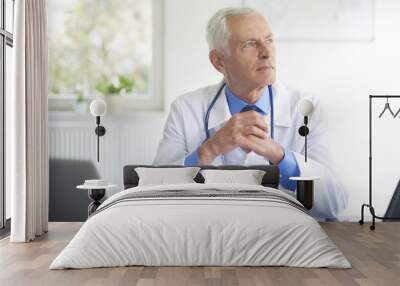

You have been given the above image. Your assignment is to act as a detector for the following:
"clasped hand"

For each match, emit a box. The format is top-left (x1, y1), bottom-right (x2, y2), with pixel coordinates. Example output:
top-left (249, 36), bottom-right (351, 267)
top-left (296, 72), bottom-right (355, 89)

top-left (199, 110), bottom-right (284, 164)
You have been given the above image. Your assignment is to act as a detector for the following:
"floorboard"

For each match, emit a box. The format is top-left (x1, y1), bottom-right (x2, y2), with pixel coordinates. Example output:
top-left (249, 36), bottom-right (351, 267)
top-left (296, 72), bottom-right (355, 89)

top-left (0, 222), bottom-right (399, 286)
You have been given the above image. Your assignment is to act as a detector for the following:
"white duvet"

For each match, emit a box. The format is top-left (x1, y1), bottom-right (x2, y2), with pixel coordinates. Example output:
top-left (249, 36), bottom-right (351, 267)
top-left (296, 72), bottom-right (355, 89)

top-left (50, 183), bottom-right (350, 269)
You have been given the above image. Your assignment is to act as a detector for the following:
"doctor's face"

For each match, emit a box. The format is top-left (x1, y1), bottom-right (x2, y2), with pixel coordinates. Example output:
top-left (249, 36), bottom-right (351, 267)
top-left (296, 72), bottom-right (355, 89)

top-left (221, 14), bottom-right (276, 91)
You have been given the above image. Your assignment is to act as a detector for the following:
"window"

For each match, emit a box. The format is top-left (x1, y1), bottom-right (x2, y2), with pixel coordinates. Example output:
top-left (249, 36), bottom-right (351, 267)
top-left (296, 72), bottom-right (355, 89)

top-left (1, 0), bottom-right (14, 230)
top-left (48, 0), bottom-right (163, 112)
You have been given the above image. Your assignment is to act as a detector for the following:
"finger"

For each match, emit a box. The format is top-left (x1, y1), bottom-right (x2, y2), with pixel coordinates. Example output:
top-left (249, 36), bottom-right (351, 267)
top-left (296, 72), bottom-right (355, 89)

top-left (236, 135), bottom-right (258, 152)
top-left (239, 135), bottom-right (268, 156)
top-left (236, 112), bottom-right (268, 132)
top-left (237, 110), bottom-right (260, 120)
top-left (242, 125), bottom-right (268, 139)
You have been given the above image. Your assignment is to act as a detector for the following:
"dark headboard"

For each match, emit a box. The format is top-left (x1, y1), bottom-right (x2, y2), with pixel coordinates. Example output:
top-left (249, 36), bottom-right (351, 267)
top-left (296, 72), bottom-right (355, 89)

top-left (123, 165), bottom-right (280, 189)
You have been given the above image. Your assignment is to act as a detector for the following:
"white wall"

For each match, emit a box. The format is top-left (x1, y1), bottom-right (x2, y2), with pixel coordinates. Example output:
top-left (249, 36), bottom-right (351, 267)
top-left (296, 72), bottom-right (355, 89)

top-left (163, 0), bottom-right (240, 110)
top-left (276, 0), bottom-right (400, 220)
top-left (46, 0), bottom-right (400, 221)
top-left (162, 0), bottom-right (400, 220)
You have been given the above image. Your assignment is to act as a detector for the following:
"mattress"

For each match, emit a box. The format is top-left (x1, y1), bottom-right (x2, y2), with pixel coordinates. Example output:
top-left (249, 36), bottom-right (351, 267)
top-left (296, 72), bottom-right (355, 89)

top-left (50, 183), bottom-right (350, 269)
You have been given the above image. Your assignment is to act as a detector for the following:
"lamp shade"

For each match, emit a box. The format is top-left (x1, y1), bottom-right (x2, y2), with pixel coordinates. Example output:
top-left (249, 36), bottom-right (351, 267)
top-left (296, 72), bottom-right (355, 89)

top-left (298, 99), bottom-right (314, 116)
top-left (89, 99), bottom-right (107, 117)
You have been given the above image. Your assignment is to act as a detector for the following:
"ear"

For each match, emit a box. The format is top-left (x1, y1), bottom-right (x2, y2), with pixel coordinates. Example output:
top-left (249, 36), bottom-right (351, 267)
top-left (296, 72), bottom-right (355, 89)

top-left (209, 50), bottom-right (225, 74)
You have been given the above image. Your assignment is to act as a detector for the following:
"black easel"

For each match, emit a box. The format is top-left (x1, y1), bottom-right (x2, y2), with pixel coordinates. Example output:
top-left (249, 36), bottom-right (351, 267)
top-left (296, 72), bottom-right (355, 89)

top-left (360, 95), bottom-right (400, 230)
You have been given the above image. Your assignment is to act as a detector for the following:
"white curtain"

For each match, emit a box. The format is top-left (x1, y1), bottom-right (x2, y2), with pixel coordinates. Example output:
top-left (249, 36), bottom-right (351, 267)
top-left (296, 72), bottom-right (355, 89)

top-left (10, 0), bottom-right (49, 242)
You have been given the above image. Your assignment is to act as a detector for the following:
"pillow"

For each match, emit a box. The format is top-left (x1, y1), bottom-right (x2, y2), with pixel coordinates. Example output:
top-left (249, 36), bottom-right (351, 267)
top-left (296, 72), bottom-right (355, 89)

top-left (135, 167), bottom-right (200, 186)
top-left (200, 169), bottom-right (266, 185)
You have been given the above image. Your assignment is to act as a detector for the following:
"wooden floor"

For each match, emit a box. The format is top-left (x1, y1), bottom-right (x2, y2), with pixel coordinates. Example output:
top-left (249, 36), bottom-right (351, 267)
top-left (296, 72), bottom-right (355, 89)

top-left (0, 222), bottom-right (399, 286)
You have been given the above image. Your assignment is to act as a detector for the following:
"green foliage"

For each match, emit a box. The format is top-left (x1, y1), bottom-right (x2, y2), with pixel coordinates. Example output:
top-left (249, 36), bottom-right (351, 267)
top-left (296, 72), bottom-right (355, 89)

top-left (95, 75), bottom-right (135, 95)
top-left (49, 0), bottom-right (151, 96)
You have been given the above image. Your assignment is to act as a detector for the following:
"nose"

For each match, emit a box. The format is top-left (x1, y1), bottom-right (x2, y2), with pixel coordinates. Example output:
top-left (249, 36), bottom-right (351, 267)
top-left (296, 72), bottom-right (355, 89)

top-left (258, 41), bottom-right (270, 59)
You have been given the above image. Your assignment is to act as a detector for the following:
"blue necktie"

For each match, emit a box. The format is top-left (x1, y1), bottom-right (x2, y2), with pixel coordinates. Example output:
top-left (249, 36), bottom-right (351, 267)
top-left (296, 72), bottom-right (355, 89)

top-left (240, 105), bottom-right (262, 114)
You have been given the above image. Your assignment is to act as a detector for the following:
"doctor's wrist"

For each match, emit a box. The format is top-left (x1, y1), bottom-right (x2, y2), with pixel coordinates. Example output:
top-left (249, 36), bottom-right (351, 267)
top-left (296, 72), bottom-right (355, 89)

top-left (269, 145), bottom-right (285, 165)
top-left (199, 140), bottom-right (219, 165)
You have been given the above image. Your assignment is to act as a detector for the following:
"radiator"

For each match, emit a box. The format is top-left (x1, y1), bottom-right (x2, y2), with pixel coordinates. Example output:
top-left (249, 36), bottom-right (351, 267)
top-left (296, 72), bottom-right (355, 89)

top-left (49, 114), bottom-right (164, 195)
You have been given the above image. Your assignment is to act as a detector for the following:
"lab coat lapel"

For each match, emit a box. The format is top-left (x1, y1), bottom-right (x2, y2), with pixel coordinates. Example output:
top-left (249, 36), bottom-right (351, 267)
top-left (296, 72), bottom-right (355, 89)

top-left (272, 81), bottom-right (292, 129)
top-left (272, 81), bottom-right (294, 150)
top-left (207, 86), bottom-right (231, 131)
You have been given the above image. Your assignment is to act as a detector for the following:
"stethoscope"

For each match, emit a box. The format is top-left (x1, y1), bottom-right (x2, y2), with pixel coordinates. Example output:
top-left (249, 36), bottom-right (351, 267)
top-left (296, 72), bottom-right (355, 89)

top-left (204, 82), bottom-right (275, 140)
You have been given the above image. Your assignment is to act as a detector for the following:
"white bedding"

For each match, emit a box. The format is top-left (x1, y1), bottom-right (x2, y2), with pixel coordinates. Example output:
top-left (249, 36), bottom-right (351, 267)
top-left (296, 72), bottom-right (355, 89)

top-left (50, 183), bottom-right (350, 269)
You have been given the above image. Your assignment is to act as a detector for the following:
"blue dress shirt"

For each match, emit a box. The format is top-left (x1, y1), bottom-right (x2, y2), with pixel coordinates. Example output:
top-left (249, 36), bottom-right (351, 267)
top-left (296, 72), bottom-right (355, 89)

top-left (184, 85), bottom-right (300, 191)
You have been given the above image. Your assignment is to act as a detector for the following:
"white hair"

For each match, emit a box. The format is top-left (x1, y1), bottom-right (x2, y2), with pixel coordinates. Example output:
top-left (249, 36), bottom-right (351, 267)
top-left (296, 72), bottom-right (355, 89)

top-left (206, 7), bottom-right (261, 54)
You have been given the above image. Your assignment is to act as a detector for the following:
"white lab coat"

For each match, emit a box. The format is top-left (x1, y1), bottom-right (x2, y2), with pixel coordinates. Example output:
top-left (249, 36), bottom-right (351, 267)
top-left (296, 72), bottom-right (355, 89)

top-left (153, 81), bottom-right (348, 219)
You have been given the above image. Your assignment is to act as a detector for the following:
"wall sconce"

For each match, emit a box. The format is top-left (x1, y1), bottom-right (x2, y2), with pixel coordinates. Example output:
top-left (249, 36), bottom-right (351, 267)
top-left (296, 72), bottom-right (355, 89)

top-left (298, 99), bottom-right (314, 162)
top-left (89, 99), bottom-right (107, 162)
top-left (290, 98), bottom-right (319, 210)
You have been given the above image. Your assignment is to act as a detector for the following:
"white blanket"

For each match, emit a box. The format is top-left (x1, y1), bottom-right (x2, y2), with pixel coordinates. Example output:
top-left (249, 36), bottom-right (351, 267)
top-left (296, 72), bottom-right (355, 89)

top-left (50, 183), bottom-right (350, 269)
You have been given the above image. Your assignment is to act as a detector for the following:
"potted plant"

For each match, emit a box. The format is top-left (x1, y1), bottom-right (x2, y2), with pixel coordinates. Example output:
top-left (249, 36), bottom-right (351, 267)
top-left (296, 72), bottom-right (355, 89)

top-left (94, 74), bottom-right (135, 112)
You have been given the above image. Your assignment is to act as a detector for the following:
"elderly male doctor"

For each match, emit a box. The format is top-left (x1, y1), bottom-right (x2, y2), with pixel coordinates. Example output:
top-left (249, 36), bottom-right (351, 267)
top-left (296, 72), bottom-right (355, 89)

top-left (154, 7), bottom-right (348, 220)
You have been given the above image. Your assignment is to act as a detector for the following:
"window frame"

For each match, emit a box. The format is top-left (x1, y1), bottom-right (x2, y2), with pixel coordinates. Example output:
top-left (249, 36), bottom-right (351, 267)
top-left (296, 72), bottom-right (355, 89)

top-left (48, 0), bottom-right (165, 113)
top-left (1, 0), bottom-right (14, 230)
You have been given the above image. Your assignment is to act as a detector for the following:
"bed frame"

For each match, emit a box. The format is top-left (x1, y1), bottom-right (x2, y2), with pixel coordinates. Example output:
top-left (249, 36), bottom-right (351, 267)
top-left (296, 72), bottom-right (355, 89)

top-left (123, 165), bottom-right (280, 189)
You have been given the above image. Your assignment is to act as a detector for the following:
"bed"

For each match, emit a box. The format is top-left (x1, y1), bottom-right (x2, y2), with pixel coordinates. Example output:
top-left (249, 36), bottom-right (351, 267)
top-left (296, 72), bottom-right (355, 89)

top-left (50, 165), bottom-right (350, 269)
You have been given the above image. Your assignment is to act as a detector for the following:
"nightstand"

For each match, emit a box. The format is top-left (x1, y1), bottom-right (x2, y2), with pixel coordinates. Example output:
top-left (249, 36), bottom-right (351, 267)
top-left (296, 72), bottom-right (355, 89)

top-left (77, 183), bottom-right (117, 216)
top-left (289, 176), bottom-right (320, 210)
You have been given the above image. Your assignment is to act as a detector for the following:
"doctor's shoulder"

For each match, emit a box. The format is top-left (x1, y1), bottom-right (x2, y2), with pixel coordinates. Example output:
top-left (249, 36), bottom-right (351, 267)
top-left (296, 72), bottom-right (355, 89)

top-left (171, 82), bottom-right (222, 113)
